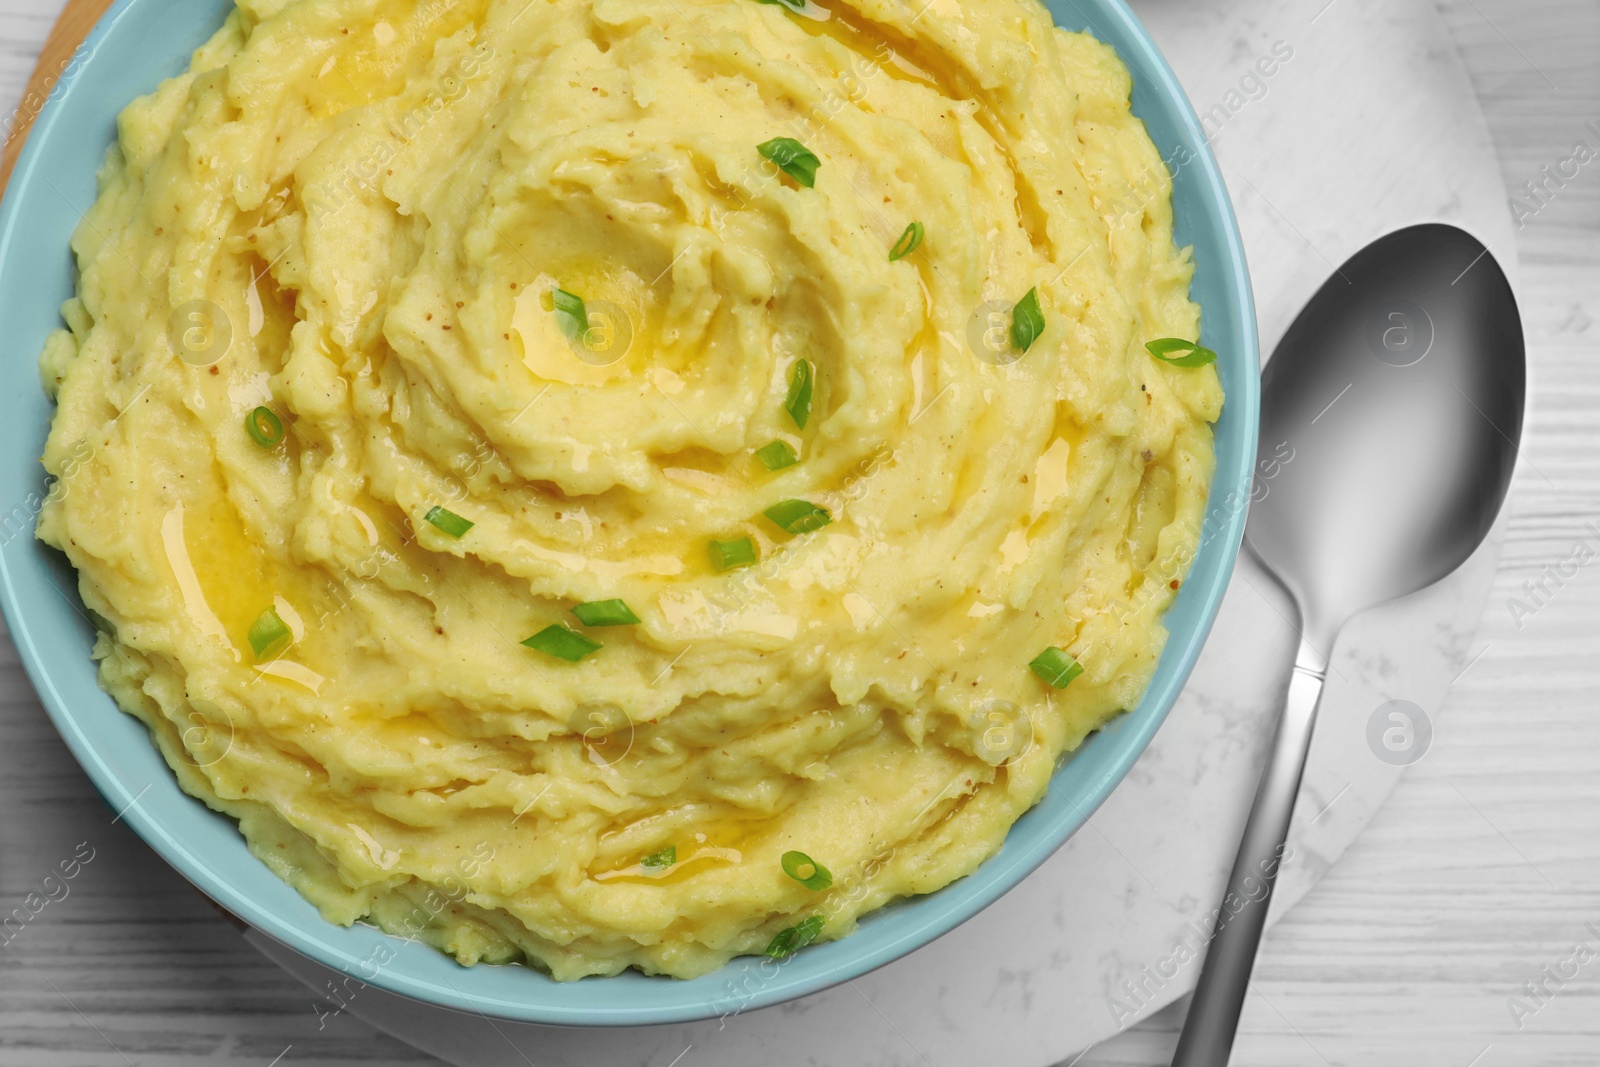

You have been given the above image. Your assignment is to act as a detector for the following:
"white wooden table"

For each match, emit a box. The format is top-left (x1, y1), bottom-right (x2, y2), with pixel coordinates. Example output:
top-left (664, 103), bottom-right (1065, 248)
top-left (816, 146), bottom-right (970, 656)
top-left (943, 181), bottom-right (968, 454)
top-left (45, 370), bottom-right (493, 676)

top-left (0, 2), bottom-right (1595, 1065)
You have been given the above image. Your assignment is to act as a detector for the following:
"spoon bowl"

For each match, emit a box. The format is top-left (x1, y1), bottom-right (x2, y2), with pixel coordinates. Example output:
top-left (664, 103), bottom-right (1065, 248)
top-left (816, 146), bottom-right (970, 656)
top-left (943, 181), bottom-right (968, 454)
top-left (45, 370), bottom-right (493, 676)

top-left (1174, 223), bottom-right (1524, 1066)
top-left (1247, 223), bottom-right (1525, 653)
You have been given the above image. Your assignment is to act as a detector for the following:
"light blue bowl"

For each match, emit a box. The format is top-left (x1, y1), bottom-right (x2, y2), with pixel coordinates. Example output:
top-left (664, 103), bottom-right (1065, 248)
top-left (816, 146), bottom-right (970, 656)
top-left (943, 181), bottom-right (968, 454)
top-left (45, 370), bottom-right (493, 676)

top-left (0, 0), bottom-right (1258, 1027)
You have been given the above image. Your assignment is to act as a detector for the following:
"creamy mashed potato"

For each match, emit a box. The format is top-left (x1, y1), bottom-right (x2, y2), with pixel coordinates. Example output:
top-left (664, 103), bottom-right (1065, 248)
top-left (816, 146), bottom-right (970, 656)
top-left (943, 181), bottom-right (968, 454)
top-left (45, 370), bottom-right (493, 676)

top-left (38, 0), bottom-right (1221, 979)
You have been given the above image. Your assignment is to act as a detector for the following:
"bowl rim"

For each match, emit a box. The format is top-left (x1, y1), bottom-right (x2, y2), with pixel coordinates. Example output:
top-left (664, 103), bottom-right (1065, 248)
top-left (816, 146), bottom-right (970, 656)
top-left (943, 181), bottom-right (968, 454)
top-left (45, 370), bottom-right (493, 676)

top-left (0, 0), bottom-right (1258, 1027)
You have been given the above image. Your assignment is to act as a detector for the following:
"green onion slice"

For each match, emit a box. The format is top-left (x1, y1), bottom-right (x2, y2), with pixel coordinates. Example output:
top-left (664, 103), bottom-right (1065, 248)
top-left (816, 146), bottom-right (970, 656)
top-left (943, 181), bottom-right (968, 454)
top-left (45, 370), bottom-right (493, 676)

top-left (758, 137), bottom-right (821, 188)
top-left (784, 359), bottom-right (814, 430)
top-left (889, 222), bottom-right (925, 262)
top-left (572, 599), bottom-right (640, 627)
top-left (755, 0), bottom-right (806, 9)
top-left (764, 499), bottom-right (832, 535)
top-left (246, 406), bottom-right (284, 448)
top-left (522, 624), bottom-right (602, 662)
top-left (1145, 337), bottom-right (1218, 368)
top-left (766, 914), bottom-right (826, 959)
top-left (552, 288), bottom-right (589, 339)
top-left (1029, 646), bottom-right (1084, 688)
top-left (423, 506), bottom-right (474, 539)
top-left (781, 850), bottom-right (833, 890)
top-left (755, 440), bottom-right (800, 471)
top-left (247, 607), bottom-right (292, 661)
top-left (1011, 288), bottom-right (1046, 354)
top-left (708, 537), bottom-right (759, 572)
top-left (641, 845), bottom-right (677, 872)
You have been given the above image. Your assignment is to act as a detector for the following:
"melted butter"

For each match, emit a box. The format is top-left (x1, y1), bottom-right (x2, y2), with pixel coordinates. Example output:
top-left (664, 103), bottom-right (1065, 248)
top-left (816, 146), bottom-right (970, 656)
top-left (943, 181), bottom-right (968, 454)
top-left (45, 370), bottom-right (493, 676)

top-left (592, 823), bottom-right (747, 885)
top-left (226, 373), bottom-right (273, 411)
top-left (592, 843), bottom-right (743, 885)
top-left (786, 0), bottom-right (833, 21)
top-left (1029, 438), bottom-right (1071, 519)
top-left (512, 270), bottom-right (647, 387)
top-left (348, 823), bottom-right (401, 870)
top-left (650, 367), bottom-right (685, 395)
top-left (180, 490), bottom-right (282, 645)
top-left (254, 660), bottom-right (327, 694)
top-left (299, 0), bottom-right (484, 120)
top-left (735, 612), bottom-right (798, 640)
top-left (661, 466), bottom-right (733, 494)
top-left (997, 527), bottom-right (1029, 573)
top-left (338, 499), bottom-right (381, 546)
top-left (245, 270), bottom-right (265, 339)
top-left (842, 592), bottom-right (875, 629)
top-left (788, 0), bottom-right (946, 91)
top-left (274, 595), bottom-right (307, 640)
top-left (885, 47), bottom-right (938, 83)
top-left (556, 507), bottom-right (595, 543)
top-left (172, 480), bottom-right (332, 680)
top-left (160, 502), bottom-right (236, 660)
top-left (246, 247), bottom-right (302, 367)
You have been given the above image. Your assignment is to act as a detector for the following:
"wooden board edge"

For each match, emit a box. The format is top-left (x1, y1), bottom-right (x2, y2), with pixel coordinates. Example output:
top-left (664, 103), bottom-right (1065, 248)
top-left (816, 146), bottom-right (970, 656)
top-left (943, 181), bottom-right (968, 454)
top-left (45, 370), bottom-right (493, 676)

top-left (0, 0), bottom-right (119, 196)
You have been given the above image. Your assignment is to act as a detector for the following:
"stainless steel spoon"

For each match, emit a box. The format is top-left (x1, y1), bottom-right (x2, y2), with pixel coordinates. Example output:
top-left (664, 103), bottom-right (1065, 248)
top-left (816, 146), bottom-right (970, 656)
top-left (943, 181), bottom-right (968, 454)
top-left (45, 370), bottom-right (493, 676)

top-left (1172, 223), bottom-right (1525, 1066)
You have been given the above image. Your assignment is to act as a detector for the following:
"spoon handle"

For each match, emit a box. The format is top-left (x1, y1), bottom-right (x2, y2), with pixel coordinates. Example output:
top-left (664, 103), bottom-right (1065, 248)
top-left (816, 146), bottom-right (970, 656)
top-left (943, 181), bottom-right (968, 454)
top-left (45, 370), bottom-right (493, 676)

top-left (1171, 638), bottom-right (1328, 1067)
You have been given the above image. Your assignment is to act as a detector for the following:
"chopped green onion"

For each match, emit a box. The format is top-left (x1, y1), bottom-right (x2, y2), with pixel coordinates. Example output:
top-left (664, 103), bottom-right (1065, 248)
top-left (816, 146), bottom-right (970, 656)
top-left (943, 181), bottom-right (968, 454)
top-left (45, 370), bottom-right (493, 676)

top-left (889, 222), bottom-right (925, 262)
top-left (1029, 646), bottom-right (1084, 688)
top-left (522, 624), bottom-right (602, 662)
top-left (781, 850), bottom-right (833, 890)
top-left (784, 359), bottom-right (814, 430)
top-left (552, 288), bottom-right (589, 339)
top-left (1011, 288), bottom-right (1045, 354)
top-left (248, 607), bottom-right (292, 660)
top-left (641, 845), bottom-right (677, 872)
top-left (708, 537), bottom-right (759, 572)
top-left (766, 914), bottom-right (826, 958)
top-left (1145, 337), bottom-right (1218, 368)
top-left (758, 137), bottom-right (821, 188)
top-left (423, 506), bottom-right (474, 539)
top-left (572, 599), bottom-right (640, 627)
top-left (755, 440), bottom-right (800, 471)
top-left (755, 0), bottom-right (805, 9)
top-left (246, 406), bottom-right (284, 448)
top-left (764, 499), bottom-right (832, 535)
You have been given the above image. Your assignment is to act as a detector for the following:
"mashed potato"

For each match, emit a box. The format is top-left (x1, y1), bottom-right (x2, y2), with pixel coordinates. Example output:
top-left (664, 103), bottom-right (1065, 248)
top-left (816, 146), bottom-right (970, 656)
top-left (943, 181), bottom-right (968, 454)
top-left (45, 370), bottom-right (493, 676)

top-left (38, 0), bottom-right (1221, 979)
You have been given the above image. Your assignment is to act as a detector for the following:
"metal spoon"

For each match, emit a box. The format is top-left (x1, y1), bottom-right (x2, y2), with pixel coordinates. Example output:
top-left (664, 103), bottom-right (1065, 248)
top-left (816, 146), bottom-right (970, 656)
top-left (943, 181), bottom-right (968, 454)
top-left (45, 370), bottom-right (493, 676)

top-left (1172, 223), bottom-right (1525, 1066)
